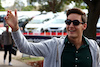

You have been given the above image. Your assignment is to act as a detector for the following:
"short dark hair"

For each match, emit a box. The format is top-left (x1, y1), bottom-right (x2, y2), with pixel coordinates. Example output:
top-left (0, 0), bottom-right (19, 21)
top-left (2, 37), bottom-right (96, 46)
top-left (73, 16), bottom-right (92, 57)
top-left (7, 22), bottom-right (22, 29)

top-left (67, 8), bottom-right (87, 23)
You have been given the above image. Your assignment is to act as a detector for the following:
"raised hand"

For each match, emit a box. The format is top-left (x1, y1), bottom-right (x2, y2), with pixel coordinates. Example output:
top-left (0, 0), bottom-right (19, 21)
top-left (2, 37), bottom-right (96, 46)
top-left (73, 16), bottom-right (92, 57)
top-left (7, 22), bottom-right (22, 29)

top-left (4, 9), bottom-right (19, 32)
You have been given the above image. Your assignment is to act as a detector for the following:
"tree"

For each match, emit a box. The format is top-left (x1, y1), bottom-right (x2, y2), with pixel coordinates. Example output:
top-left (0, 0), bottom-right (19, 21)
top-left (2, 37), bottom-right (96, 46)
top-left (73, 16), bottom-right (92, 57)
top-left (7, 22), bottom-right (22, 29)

top-left (0, 0), bottom-right (5, 11)
top-left (29, 0), bottom-right (73, 13)
top-left (29, 0), bottom-right (100, 40)
top-left (83, 0), bottom-right (100, 40)
top-left (29, 0), bottom-right (86, 12)
top-left (11, 0), bottom-right (25, 11)
top-left (22, 5), bottom-right (36, 11)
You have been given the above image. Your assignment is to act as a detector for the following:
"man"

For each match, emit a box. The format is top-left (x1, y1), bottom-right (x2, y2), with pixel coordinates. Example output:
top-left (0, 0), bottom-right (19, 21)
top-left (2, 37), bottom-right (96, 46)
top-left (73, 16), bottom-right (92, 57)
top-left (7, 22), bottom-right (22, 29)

top-left (4, 8), bottom-right (100, 67)
top-left (2, 25), bottom-right (13, 66)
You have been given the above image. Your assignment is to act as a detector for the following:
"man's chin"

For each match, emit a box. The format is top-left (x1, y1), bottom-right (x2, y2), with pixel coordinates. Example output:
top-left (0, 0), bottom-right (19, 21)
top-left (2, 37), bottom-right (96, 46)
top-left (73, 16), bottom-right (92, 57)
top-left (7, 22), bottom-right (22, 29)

top-left (68, 35), bottom-right (77, 38)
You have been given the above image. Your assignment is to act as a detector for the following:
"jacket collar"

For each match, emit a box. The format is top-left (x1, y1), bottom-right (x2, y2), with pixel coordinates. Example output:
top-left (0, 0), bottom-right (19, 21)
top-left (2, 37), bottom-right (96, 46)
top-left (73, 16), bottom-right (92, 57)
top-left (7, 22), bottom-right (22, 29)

top-left (64, 35), bottom-right (89, 46)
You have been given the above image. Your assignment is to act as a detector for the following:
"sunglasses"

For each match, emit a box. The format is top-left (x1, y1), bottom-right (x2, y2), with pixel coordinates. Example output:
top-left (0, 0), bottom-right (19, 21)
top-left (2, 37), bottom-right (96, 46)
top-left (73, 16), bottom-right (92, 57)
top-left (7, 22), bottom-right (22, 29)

top-left (65, 19), bottom-right (85, 26)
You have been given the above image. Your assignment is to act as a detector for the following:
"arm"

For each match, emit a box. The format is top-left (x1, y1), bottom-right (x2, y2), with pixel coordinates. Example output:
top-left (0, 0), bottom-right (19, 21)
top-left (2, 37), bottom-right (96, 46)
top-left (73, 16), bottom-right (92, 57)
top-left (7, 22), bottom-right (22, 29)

top-left (5, 10), bottom-right (56, 57)
top-left (11, 29), bottom-right (57, 57)
top-left (97, 42), bottom-right (100, 67)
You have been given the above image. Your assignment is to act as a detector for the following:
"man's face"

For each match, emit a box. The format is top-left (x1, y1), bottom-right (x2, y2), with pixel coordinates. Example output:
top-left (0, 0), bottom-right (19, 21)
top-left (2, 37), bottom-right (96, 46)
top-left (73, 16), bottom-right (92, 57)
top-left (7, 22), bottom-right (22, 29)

top-left (66, 13), bottom-right (87, 38)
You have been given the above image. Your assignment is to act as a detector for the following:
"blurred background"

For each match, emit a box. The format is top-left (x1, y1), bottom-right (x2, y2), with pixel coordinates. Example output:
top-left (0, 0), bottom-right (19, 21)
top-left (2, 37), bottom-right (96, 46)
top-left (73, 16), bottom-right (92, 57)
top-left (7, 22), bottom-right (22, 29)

top-left (0, 0), bottom-right (100, 50)
top-left (0, 1), bottom-right (100, 66)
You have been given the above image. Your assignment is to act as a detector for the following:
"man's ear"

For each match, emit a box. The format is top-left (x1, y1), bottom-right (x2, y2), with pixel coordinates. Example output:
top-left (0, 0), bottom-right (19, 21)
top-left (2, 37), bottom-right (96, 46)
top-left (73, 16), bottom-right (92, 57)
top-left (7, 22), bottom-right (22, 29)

top-left (83, 23), bottom-right (87, 30)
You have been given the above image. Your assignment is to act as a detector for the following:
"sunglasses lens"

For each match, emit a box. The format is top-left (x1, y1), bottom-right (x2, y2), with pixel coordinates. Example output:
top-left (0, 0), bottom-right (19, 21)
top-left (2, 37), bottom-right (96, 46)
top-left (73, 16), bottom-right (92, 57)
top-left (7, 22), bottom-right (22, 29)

top-left (65, 20), bottom-right (82, 26)
top-left (65, 20), bottom-right (71, 25)
top-left (73, 20), bottom-right (80, 25)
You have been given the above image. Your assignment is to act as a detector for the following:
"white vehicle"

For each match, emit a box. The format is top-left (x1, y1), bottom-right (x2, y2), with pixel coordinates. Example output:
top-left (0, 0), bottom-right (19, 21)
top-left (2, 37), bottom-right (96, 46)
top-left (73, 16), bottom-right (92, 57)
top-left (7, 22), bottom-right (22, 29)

top-left (25, 13), bottom-right (56, 33)
top-left (0, 27), bottom-right (12, 35)
top-left (43, 14), bottom-right (67, 33)
top-left (96, 18), bottom-right (100, 33)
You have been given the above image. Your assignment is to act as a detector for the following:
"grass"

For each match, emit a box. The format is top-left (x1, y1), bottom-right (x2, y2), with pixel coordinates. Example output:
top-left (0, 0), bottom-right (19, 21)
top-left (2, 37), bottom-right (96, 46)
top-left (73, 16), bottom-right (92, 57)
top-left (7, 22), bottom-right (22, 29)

top-left (13, 56), bottom-right (44, 63)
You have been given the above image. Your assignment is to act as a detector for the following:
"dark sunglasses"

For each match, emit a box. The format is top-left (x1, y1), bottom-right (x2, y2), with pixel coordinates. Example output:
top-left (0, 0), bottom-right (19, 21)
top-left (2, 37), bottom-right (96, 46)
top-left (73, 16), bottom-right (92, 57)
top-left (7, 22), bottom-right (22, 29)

top-left (65, 19), bottom-right (85, 26)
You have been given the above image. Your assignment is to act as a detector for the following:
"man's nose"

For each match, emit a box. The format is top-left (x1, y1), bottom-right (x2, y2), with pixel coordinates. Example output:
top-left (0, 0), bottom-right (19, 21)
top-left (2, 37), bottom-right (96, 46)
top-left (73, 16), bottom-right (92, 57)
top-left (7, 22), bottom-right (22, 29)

top-left (69, 22), bottom-right (74, 27)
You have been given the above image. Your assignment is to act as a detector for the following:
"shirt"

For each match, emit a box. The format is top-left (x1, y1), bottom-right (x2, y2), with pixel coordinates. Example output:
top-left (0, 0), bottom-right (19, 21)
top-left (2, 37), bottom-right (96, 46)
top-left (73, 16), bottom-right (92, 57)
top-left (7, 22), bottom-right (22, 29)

top-left (61, 36), bottom-right (92, 67)
top-left (2, 31), bottom-right (13, 45)
top-left (11, 29), bottom-right (100, 67)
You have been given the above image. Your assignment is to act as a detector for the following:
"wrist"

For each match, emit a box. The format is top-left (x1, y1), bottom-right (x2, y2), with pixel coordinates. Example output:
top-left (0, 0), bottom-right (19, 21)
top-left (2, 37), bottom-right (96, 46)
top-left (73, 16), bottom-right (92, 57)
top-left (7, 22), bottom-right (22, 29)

top-left (12, 25), bottom-right (19, 32)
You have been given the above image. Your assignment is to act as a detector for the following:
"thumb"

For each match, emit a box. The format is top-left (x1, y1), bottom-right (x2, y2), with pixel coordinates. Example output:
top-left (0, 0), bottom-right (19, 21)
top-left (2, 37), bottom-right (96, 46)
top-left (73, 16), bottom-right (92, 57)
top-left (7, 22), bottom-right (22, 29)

top-left (15, 9), bottom-right (17, 18)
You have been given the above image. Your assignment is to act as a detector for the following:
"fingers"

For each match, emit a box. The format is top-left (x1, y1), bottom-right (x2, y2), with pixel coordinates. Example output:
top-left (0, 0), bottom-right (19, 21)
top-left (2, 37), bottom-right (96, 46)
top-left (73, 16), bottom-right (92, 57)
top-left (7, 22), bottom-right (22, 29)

top-left (4, 16), bottom-right (8, 20)
top-left (15, 9), bottom-right (17, 18)
top-left (4, 16), bottom-right (7, 22)
top-left (5, 10), bottom-right (17, 20)
top-left (4, 10), bottom-right (13, 25)
top-left (7, 10), bottom-right (11, 14)
top-left (4, 10), bottom-right (11, 21)
top-left (4, 16), bottom-right (9, 25)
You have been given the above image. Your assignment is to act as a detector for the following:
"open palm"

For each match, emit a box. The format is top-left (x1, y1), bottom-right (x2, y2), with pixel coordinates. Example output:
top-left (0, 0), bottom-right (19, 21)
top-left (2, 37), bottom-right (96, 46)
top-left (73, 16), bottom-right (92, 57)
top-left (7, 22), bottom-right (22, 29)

top-left (4, 9), bottom-right (19, 31)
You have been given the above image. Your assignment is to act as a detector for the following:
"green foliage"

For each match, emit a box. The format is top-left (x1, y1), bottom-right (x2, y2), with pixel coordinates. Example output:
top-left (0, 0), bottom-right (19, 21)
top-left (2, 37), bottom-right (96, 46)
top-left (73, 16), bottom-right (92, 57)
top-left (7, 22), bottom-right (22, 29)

top-left (21, 57), bottom-right (44, 61)
top-left (22, 6), bottom-right (36, 11)
top-left (0, 0), bottom-right (5, 11)
top-left (0, 9), bottom-right (5, 11)
top-left (74, 2), bottom-right (88, 9)
top-left (0, 6), bottom-right (5, 11)
top-left (13, 0), bottom-right (25, 11)
top-left (38, 3), bottom-right (64, 12)
top-left (29, 0), bottom-right (87, 12)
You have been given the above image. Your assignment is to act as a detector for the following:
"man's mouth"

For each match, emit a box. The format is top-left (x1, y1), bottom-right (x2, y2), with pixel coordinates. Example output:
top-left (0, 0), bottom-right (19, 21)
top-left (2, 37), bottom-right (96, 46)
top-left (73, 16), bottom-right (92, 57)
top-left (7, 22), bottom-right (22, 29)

top-left (69, 30), bottom-right (75, 32)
